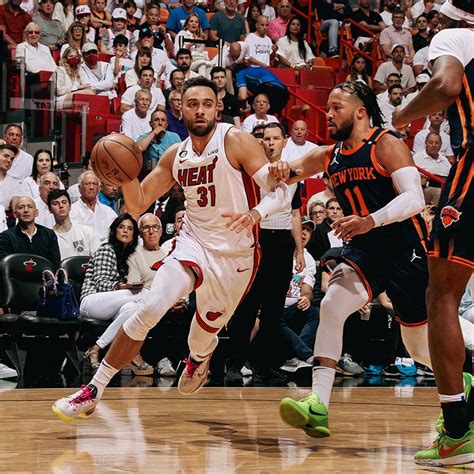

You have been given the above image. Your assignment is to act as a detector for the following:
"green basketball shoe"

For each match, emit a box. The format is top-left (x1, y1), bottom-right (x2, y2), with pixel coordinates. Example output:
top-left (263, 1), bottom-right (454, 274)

top-left (415, 424), bottom-right (474, 466)
top-left (435, 372), bottom-right (472, 433)
top-left (279, 392), bottom-right (331, 438)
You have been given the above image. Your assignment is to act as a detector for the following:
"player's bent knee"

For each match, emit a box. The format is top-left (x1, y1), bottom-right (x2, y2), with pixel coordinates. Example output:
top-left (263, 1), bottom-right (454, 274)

top-left (123, 307), bottom-right (159, 341)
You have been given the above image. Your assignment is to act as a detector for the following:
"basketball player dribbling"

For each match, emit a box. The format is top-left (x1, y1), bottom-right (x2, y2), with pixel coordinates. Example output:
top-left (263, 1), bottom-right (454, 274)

top-left (392, 0), bottom-right (474, 465)
top-left (52, 77), bottom-right (291, 421)
top-left (269, 81), bottom-right (438, 448)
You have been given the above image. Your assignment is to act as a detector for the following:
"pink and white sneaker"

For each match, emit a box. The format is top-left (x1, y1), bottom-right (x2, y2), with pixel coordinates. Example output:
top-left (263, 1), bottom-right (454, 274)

top-left (177, 355), bottom-right (211, 395)
top-left (52, 384), bottom-right (98, 423)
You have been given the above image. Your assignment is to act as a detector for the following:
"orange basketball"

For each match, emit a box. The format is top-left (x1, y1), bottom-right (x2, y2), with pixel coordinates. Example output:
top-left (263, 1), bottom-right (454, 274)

top-left (91, 133), bottom-right (143, 186)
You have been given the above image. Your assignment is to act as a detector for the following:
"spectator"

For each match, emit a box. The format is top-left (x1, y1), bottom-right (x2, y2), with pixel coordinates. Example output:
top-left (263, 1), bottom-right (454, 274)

top-left (98, 182), bottom-right (120, 214)
top-left (80, 42), bottom-right (116, 98)
top-left (75, 5), bottom-right (96, 43)
top-left (379, 83), bottom-right (404, 132)
top-left (137, 109), bottom-right (181, 176)
top-left (413, 132), bottom-right (451, 205)
top-left (171, 48), bottom-right (200, 85)
top-left (267, 0), bottom-right (292, 43)
top-left (413, 111), bottom-right (454, 162)
top-left (68, 153), bottom-right (91, 203)
top-left (160, 205), bottom-right (185, 252)
top-left (100, 8), bottom-right (131, 54)
top-left (244, 3), bottom-right (262, 34)
top-left (49, 189), bottom-right (100, 259)
top-left (210, 66), bottom-right (240, 127)
top-left (70, 171), bottom-right (117, 242)
top-left (375, 72), bottom-right (403, 104)
top-left (241, 92), bottom-right (279, 133)
top-left (125, 46), bottom-right (152, 87)
top-left (166, 90), bottom-right (188, 140)
top-left (80, 213), bottom-right (153, 376)
top-left (121, 66), bottom-right (165, 113)
top-left (280, 216), bottom-right (319, 372)
top-left (2, 124), bottom-right (33, 181)
top-left (164, 68), bottom-right (185, 106)
top-left (121, 89), bottom-right (153, 140)
top-left (134, 4), bottom-right (174, 57)
top-left (405, 72), bottom-right (430, 103)
top-left (23, 149), bottom-right (59, 199)
top-left (210, 0), bottom-right (246, 43)
top-left (426, 10), bottom-right (440, 36)
top-left (245, 0), bottom-right (275, 22)
top-left (0, 0), bottom-right (32, 49)
top-left (374, 44), bottom-right (416, 95)
top-left (110, 34), bottom-right (133, 81)
top-left (0, 144), bottom-right (28, 212)
top-left (90, 0), bottom-right (111, 34)
top-left (379, 9), bottom-right (415, 62)
top-left (410, 0), bottom-right (440, 22)
top-left (282, 120), bottom-right (318, 162)
top-left (412, 45), bottom-right (429, 76)
top-left (34, 171), bottom-right (60, 228)
top-left (0, 196), bottom-right (60, 269)
top-left (15, 22), bottom-right (57, 73)
top-left (124, 0), bottom-right (140, 33)
top-left (276, 17), bottom-right (316, 69)
top-left (53, 0), bottom-right (74, 33)
top-left (56, 47), bottom-right (95, 109)
top-left (174, 13), bottom-right (213, 78)
top-left (60, 21), bottom-right (88, 57)
top-left (412, 13), bottom-right (430, 52)
top-left (349, 0), bottom-right (385, 47)
top-left (346, 54), bottom-right (372, 88)
top-left (316, 0), bottom-right (351, 58)
top-left (32, 0), bottom-right (63, 51)
top-left (380, 0), bottom-right (410, 27)
top-left (308, 200), bottom-right (326, 225)
top-left (244, 15), bottom-right (275, 68)
top-left (166, 0), bottom-right (210, 40)
top-left (306, 172), bottom-right (335, 208)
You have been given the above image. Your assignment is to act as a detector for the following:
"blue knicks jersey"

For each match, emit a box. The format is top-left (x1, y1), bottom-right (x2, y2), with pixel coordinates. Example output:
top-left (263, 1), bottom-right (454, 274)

top-left (325, 127), bottom-right (427, 252)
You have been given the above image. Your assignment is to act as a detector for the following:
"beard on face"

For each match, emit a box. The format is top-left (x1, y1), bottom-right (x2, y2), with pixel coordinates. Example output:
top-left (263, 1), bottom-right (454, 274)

top-left (329, 117), bottom-right (354, 140)
top-left (184, 116), bottom-right (216, 137)
top-left (178, 62), bottom-right (190, 72)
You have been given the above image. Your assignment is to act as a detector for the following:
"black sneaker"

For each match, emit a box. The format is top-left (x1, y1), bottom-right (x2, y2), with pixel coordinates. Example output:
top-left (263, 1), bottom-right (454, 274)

top-left (224, 367), bottom-right (243, 386)
top-left (383, 364), bottom-right (401, 378)
top-left (253, 368), bottom-right (289, 387)
top-left (327, 50), bottom-right (339, 58)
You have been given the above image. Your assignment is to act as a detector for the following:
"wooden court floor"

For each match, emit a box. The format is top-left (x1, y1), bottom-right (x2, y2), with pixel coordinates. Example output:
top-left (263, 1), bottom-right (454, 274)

top-left (0, 386), bottom-right (467, 473)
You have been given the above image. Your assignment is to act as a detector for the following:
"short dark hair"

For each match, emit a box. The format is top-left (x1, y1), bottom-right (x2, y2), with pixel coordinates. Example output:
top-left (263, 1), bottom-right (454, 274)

top-left (176, 48), bottom-right (192, 58)
top-left (113, 34), bottom-right (129, 46)
top-left (388, 83), bottom-right (403, 94)
top-left (210, 66), bottom-right (226, 78)
top-left (47, 189), bottom-right (71, 210)
top-left (4, 123), bottom-right (23, 135)
top-left (387, 72), bottom-right (401, 80)
top-left (392, 7), bottom-right (405, 16)
top-left (139, 65), bottom-right (155, 76)
top-left (124, 0), bottom-right (137, 8)
top-left (251, 123), bottom-right (266, 136)
top-left (326, 197), bottom-right (340, 209)
top-left (263, 122), bottom-right (286, 138)
top-left (170, 68), bottom-right (184, 80)
top-left (426, 10), bottom-right (439, 21)
top-left (0, 143), bottom-right (18, 155)
top-left (416, 13), bottom-right (428, 22)
top-left (182, 76), bottom-right (218, 98)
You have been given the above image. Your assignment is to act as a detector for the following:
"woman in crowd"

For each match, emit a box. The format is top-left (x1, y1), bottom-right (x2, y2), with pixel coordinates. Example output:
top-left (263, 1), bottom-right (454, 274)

top-left (56, 47), bottom-right (95, 108)
top-left (24, 149), bottom-right (64, 198)
top-left (81, 214), bottom-right (154, 376)
top-left (276, 17), bottom-right (316, 71)
top-left (245, 0), bottom-right (275, 21)
top-left (173, 13), bottom-right (212, 78)
top-left (60, 22), bottom-right (89, 57)
top-left (53, 0), bottom-right (75, 33)
top-left (346, 54), bottom-right (372, 88)
top-left (124, 46), bottom-right (153, 87)
top-left (245, 3), bottom-right (262, 34)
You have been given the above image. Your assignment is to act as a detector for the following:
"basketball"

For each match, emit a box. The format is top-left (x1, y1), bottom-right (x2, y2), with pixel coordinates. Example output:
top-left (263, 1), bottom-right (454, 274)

top-left (90, 133), bottom-right (143, 186)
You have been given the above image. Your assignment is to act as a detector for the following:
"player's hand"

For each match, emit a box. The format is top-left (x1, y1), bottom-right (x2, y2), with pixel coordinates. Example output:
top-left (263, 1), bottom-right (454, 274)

top-left (222, 211), bottom-right (255, 237)
top-left (392, 109), bottom-right (409, 130)
top-left (171, 298), bottom-right (188, 313)
top-left (268, 161), bottom-right (302, 182)
top-left (358, 302), bottom-right (370, 315)
top-left (332, 215), bottom-right (375, 240)
top-left (294, 249), bottom-right (305, 272)
top-left (297, 296), bottom-right (311, 311)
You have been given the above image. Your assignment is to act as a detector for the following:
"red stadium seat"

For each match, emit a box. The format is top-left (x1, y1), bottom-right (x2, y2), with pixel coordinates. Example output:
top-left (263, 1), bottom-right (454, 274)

top-left (305, 178), bottom-right (325, 198)
top-left (72, 94), bottom-right (110, 114)
top-left (299, 67), bottom-right (336, 89)
top-left (298, 88), bottom-right (329, 107)
top-left (268, 67), bottom-right (298, 87)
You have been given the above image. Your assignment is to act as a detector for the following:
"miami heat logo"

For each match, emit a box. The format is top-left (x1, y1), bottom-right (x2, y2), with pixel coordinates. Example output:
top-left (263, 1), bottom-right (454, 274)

top-left (206, 310), bottom-right (223, 321)
top-left (440, 206), bottom-right (462, 228)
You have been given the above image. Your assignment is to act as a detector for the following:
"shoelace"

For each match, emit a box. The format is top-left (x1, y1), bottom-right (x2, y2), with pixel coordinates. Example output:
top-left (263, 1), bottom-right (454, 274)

top-left (184, 358), bottom-right (200, 377)
top-left (70, 385), bottom-right (94, 407)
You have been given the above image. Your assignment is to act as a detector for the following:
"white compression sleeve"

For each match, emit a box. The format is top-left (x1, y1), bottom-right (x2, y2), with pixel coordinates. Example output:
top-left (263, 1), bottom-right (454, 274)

top-left (371, 166), bottom-right (425, 227)
top-left (253, 182), bottom-right (291, 220)
top-left (252, 163), bottom-right (279, 192)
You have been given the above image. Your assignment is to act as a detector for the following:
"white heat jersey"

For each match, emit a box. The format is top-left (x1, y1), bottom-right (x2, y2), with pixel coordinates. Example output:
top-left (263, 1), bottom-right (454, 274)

top-left (172, 123), bottom-right (260, 254)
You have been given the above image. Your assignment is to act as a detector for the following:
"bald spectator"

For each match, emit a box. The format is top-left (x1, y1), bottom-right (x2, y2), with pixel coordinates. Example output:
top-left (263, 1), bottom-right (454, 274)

top-left (267, 0), bottom-right (291, 42)
top-left (241, 93), bottom-right (279, 133)
top-left (282, 120), bottom-right (318, 162)
top-left (0, 196), bottom-right (60, 269)
top-left (166, 90), bottom-right (188, 140)
top-left (379, 9), bottom-right (415, 62)
top-left (121, 89), bottom-right (153, 140)
top-left (49, 189), bottom-right (100, 260)
top-left (210, 0), bottom-right (246, 43)
top-left (15, 22), bottom-right (57, 73)
top-left (2, 124), bottom-right (33, 181)
top-left (0, 144), bottom-right (28, 212)
top-left (32, 0), bottom-right (63, 51)
top-left (34, 171), bottom-right (60, 228)
top-left (245, 15), bottom-right (275, 67)
top-left (70, 171), bottom-right (117, 242)
top-left (0, 0), bottom-right (32, 49)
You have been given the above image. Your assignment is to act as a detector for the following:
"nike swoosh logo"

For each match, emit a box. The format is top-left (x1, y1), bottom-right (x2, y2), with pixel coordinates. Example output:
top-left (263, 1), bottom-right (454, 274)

top-left (308, 406), bottom-right (326, 417)
top-left (236, 267), bottom-right (250, 273)
top-left (439, 440), bottom-right (470, 457)
top-left (179, 159), bottom-right (188, 164)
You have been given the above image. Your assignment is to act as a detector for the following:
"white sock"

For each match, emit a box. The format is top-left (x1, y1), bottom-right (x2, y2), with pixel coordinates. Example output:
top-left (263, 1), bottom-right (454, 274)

top-left (312, 366), bottom-right (336, 409)
top-left (439, 393), bottom-right (466, 403)
top-left (90, 360), bottom-right (119, 399)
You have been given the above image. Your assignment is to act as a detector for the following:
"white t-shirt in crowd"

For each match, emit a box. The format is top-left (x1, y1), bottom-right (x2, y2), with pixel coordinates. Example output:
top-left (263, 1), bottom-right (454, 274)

top-left (8, 149), bottom-right (33, 180)
top-left (282, 137), bottom-right (318, 162)
top-left (121, 84), bottom-right (165, 111)
top-left (15, 42), bottom-right (57, 74)
top-left (285, 248), bottom-right (316, 308)
top-left (413, 151), bottom-right (452, 177)
top-left (276, 36), bottom-right (315, 66)
top-left (413, 129), bottom-right (454, 157)
top-left (0, 175), bottom-right (29, 208)
top-left (241, 113), bottom-right (279, 133)
top-left (34, 197), bottom-right (55, 228)
top-left (70, 198), bottom-right (117, 242)
top-left (121, 108), bottom-right (152, 140)
top-left (54, 222), bottom-right (101, 259)
top-left (244, 32), bottom-right (273, 66)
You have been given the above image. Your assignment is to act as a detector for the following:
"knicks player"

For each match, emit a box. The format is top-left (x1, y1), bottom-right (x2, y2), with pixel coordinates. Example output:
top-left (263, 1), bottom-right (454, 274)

top-left (270, 81), bottom-right (434, 443)
top-left (392, 0), bottom-right (474, 465)
top-left (52, 77), bottom-right (291, 421)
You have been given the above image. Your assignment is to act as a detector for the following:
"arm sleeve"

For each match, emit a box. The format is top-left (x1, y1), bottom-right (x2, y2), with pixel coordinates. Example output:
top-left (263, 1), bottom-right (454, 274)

top-left (253, 182), bottom-right (291, 220)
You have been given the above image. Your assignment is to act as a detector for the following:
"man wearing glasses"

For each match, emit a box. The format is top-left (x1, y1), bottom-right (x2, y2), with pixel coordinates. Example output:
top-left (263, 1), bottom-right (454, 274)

top-left (379, 8), bottom-right (415, 63)
top-left (241, 93), bottom-right (279, 133)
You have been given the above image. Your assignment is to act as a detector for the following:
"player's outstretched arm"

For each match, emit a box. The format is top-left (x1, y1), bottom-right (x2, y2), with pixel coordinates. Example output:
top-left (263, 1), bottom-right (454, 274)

top-left (122, 144), bottom-right (179, 217)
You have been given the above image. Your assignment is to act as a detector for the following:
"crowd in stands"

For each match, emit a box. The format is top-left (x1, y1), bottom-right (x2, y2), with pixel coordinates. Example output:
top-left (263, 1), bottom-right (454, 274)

top-left (0, 0), bottom-right (473, 383)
